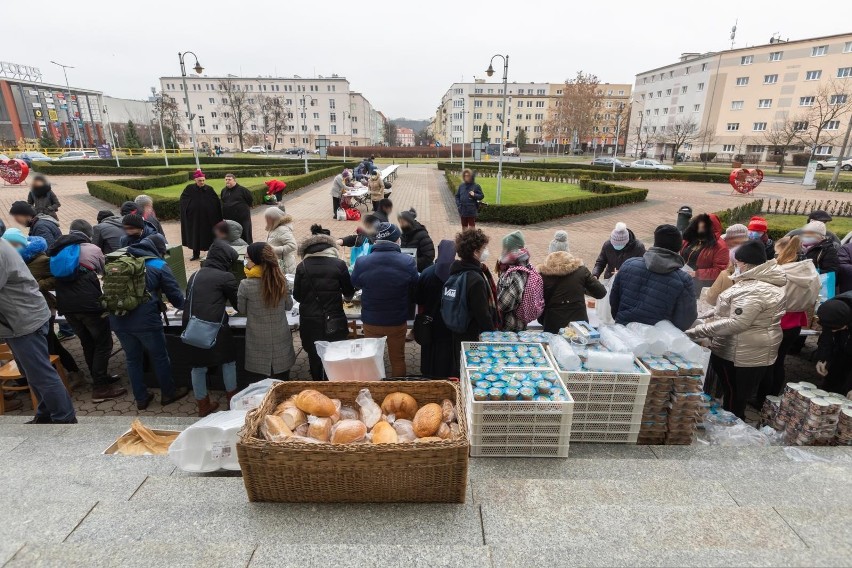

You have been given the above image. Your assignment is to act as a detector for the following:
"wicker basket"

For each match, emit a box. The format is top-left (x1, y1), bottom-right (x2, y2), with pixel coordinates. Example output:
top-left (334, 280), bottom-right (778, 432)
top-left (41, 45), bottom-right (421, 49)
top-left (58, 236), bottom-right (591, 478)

top-left (237, 380), bottom-right (469, 503)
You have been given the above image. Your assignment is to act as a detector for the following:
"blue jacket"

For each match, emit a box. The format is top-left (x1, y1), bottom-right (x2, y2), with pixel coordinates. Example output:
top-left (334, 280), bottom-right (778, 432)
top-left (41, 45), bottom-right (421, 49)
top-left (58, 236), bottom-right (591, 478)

top-left (610, 247), bottom-right (697, 331)
top-left (455, 178), bottom-right (484, 218)
top-left (119, 222), bottom-right (157, 249)
top-left (351, 240), bottom-right (419, 326)
top-left (29, 214), bottom-right (62, 247)
top-left (109, 238), bottom-right (185, 333)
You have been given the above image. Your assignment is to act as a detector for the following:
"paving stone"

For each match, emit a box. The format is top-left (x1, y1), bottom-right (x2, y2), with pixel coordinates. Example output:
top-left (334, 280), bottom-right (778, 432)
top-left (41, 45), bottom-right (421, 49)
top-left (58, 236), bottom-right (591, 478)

top-left (249, 544), bottom-right (492, 568)
top-left (0, 436), bottom-right (25, 455)
top-left (0, 543), bottom-right (24, 566)
top-left (0, 471), bottom-right (147, 502)
top-left (563, 443), bottom-right (658, 460)
top-left (0, 448), bottom-right (175, 479)
top-left (0, 498), bottom-right (97, 543)
top-left (0, 424), bottom-right (73, 437)
top-left (775, 507), bottom-right (852, 550)
top-left (6, 542), bottom-right (256, 568)
top-left (131, 476), bottom-right (249, 503)
top-left (468, 457), bottom-right (690, 481)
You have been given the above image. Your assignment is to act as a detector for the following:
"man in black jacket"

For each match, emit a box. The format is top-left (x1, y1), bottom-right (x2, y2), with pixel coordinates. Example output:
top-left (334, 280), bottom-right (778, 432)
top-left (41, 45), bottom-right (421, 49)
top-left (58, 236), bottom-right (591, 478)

top-left (134, 195), bottom-right (167, 240)
top-left (815, 292), bottom-right (852, 396)
top-left (398, 208), bottom-right (435, 272)
top-left (220, 173), bottom-right (254, 243)
top-left (92, 210), bottom-right (125, 254)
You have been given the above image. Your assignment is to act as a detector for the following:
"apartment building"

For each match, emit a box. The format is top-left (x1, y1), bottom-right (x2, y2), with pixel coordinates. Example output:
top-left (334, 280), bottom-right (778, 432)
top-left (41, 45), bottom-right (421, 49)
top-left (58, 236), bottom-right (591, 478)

top-left (397, 126), bottom-right (415, 146)
top-left (158, 74), bottom-right (385, 151)
top-left (630, 32), bottom-right (852, 161)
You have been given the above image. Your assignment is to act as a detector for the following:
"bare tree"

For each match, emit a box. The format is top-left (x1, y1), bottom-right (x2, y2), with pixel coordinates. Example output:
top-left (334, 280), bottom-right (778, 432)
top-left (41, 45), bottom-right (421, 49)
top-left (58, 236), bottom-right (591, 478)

top-left (256, 95), bottom-right (290, 151)
top-left (152, 93), bottom-right (182, 149)
top-left (761, 115), bottom-right (806, 173)
top-left (797, 79), bottom-right (852, 160)
top-left (217, 79), bottom-right (254, 151)
top-left (654, 116), bottom-right (703, 165)
top-left (600, 102), bottom-right (629, 156)
top-left (545, 71), bottom-right (600, 153)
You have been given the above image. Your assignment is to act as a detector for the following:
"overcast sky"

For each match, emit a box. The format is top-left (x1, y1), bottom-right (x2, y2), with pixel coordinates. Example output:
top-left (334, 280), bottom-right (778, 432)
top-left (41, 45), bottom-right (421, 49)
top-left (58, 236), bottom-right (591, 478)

top-left (3, 1), bottom-right (847, 120)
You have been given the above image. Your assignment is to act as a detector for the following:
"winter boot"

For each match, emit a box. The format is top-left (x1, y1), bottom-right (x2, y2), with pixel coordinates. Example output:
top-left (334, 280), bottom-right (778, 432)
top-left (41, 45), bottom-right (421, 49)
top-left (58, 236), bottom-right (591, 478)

top-left (196, 395), bottom-right (219, 417)
top-left (225, 389), bottom-right (239, 408)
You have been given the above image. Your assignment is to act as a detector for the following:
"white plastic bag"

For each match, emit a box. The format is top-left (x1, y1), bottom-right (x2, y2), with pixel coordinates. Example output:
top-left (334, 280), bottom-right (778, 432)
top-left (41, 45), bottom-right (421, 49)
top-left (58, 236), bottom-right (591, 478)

top-left (594, 278), bottom-right (614, 326)
top-left (168, 410), bottom-right (247, 472)
top-left (701, 410), bottom-right (769, 446)
top-left (336, 207), bottom-right (347, 221)
top-left (549, 335), bottom-right (582, 371)
top-left (586, 350), bottom-right (635, 373)
top-left (229, 378), bottom-right (283, 411)
top-left (316, 337), bottom-right (387, 381)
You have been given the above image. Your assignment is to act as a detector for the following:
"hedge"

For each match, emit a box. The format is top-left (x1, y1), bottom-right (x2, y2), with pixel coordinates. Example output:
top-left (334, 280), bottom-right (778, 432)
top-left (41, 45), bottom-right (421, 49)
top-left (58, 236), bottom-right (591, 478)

top-left (328, 146), bottom-right (454, 158)
top-left (32, 161), bottom-right (344, 178)
top-left (444, 173), bottom-right (648, 225)
top-left (87, 165), bottom-right (344, 220)
top-left (440, 163), bottom-right (731, 184)
top-left (815, 178), bottom-right (852, 192)
top-left (713, 199), bottom-right (764, 226)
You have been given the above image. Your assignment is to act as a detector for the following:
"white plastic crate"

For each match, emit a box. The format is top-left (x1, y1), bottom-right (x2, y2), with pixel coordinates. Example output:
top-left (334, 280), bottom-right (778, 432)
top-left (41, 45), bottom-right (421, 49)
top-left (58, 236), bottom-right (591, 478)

top-left (546, 346), bottom-right (652, 386)
top-left (470, 443), bottom-right (570, 458)
top-left (570, 430), bottom-right (640, 444)
top-left (572, 400), bottom-right (644, 414)
top-left (469, 416), bottom-right (571, 436)
top-left (572, 405), bottom-right (644, 424)
top-left (570, 421), bottom-right (642, 434)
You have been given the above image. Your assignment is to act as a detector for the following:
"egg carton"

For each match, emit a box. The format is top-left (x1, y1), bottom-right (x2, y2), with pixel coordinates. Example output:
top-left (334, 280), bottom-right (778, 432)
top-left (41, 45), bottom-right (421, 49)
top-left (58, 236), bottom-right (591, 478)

top-left (470, 442), bottom-right (570, 458)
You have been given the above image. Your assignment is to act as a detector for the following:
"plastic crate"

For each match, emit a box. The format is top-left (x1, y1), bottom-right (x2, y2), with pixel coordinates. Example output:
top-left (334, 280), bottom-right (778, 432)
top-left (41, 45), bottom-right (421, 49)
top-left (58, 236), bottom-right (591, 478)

top-left (546, 346), bottom-right (652, 385)
top-left (572, 405), bottom-right (644, 423)
top-left (572, 400), bottom-right (644, 414)
top-left (570, 421), bottom-right (642, 434)
top-left (470, 443), bottom-right (570, 458)
top-left (569, 430), bottom-right (640, 444)
top-left (469, 417), bottom-right (570, 436)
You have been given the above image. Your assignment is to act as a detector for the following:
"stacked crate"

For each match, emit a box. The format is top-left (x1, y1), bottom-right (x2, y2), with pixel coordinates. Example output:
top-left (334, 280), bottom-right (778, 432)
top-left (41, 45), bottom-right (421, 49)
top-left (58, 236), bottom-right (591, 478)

top-left (638, 354), bottom-right (710, 445)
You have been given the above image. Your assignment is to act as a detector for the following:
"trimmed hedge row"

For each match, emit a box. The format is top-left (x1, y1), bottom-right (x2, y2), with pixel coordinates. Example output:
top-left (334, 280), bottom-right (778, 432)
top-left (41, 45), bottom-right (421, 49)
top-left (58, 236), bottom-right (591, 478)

top-left (442, 164), bottom-right (731, 184)
top-left (713, 199), bottom-right (764, 226)
top-left (87, 165), bottom-right (344, 221)
top-left (32, 161), bottom-right (343, 178)
top-left (444, 173), bottom-right (648, 225)
top-left (815, 178), bottom-right (852, 192)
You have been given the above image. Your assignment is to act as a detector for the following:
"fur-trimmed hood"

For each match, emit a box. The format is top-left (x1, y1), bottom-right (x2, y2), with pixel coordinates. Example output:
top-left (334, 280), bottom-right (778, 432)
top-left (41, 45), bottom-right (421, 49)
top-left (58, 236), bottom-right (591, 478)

top-left (298, 233), bottom-right (337, 258)
top-left (538, 251), bottom-right (584, 276)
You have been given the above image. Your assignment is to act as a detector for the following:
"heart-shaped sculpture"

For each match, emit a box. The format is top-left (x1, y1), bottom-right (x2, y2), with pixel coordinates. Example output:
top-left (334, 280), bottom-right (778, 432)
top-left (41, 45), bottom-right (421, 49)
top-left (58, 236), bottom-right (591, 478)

top-left (0, 159), bottom-right (30, 185)
top-left (729, 168), bottom-right (763, 194)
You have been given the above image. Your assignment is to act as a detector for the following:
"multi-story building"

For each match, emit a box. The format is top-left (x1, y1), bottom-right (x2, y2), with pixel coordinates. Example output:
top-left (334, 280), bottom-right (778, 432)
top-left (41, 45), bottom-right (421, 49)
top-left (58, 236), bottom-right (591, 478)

top-left (432, 79), bottom-right (631, 153)
top-left (397, 126), bottom-right (415, 146)
top-left (158, 74), bottom-right (385, 151)
top-left (629, 32), bottom-right (852, 161)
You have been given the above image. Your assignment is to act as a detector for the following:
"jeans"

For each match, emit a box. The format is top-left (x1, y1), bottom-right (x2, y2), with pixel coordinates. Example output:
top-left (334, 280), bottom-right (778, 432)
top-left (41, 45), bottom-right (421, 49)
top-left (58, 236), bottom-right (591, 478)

top-left (6, 322), bottom-right (76, 422)
top-left (58, 322), bottom-right (76, 336)
top-left (191, 361), bottom-right (236, 399)
top-left (362, 322), bottom-right (408, 377)
top-left (64, 312), bottom-right (113, 387)
top-left (115, 330), bottom-right (176, 403)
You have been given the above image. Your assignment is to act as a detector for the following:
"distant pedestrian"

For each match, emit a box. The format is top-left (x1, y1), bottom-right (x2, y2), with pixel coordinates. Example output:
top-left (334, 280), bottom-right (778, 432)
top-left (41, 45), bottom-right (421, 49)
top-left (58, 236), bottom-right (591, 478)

top-left (221, 173), bottom-right (254, 242)
top-left (455, 168), bottom-right (484, 229)
top-left (180, 170), bottom-right (222, 260)
top-left (330, 169), bottom-right (351, 219)
top-left (26, 175), bottom-right (61, 220)
top-left (367, 171), bottom-right (385, 209)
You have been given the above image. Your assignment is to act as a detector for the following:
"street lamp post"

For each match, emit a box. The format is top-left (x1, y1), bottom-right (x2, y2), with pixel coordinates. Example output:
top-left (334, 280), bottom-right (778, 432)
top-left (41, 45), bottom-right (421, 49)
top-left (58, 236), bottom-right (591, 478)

top-left (461, 97), bottom-right (467, 171)
top-left (612, 103), bottom-right (624, 174)
top-left (342, 111), bottom-right (351, 161)
top-left (486, 54), bottom-right (509, 204)
top-left (50, 61), bottom-right (82, 148)
top-left (177, 51), bottom-right (204, 169)
top-left (151, 87), bottom-right (170, 167)
top-left (299, 94), bottom-right (316, 174)
top-left (102, 105), bottom-right (120, 167)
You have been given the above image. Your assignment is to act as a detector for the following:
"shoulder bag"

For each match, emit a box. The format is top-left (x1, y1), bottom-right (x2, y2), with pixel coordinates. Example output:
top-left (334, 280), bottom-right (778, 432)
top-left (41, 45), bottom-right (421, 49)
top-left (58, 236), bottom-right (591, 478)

top-left (180, 276), bottom-right (225, 349)
top-left (303, 260), bottom-right (349, 337)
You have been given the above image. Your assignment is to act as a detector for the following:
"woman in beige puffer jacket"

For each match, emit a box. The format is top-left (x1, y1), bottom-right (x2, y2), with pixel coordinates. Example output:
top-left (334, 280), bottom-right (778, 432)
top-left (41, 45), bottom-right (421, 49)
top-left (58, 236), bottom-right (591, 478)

top-left (687, 241), bottom-right (786, 418)
top-left (367, 172), bottom-right (385, 210)
top-left (264, 207), bottom-right (297, 274)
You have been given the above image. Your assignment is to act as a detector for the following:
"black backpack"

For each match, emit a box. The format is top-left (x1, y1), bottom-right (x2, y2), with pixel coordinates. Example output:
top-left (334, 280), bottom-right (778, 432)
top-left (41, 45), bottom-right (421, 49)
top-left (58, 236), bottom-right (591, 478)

top-left (441, 271), bottom-right (481, 333)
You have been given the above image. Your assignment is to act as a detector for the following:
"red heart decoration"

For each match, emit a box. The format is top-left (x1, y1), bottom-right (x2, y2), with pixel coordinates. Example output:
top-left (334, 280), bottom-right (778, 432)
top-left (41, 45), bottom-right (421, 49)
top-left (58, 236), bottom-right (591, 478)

top-left (0, 159), bottom-right (30, 185)
top-left (729, 168), bottom-right (763, 194)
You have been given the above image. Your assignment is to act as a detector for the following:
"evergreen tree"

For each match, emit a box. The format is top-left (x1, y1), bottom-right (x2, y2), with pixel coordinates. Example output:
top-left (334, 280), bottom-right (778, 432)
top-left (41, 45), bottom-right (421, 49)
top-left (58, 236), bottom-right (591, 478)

top-left (480, 123), bottom-right (490, 143)
top-left (39, 129), bottom-right (58, 149)
top-left (516, 129), bottom-right (527, 147)
top-left (125, 120), bottom-right (143, 149)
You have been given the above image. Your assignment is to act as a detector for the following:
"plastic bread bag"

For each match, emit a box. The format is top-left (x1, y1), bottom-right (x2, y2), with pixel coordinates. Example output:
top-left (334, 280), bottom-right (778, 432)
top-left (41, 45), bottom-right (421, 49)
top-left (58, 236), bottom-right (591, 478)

top-left (356, 388), bottom-right (382, 429)
top-left (549, 335), bottom-right (582, 371)
top-left (315, 337), bottom-right (387, 381)
top-left (391, 419), bottom-right (417, 442)
top-left (339, 405), bottom-right (359, 421)
top-left (595, 278), bottom-right (615, 326)
top-left (168, 410), bottom-right (247, 472)
top-left (701, 410), bottom-right (770, 446)
top-left (228, 378), bottom-right (283, 411)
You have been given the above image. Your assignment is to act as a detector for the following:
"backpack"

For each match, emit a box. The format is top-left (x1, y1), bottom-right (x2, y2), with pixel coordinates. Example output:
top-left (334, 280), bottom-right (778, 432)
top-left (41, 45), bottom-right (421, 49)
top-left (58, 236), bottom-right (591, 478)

top-left (506, 265), bottom-right (545, 324)
top-left (442, 271), bottom-right (479, 333)
top-left (101, 256), bottom-right (151, 316)
top-left (49, 244), bottom-right (81, 279)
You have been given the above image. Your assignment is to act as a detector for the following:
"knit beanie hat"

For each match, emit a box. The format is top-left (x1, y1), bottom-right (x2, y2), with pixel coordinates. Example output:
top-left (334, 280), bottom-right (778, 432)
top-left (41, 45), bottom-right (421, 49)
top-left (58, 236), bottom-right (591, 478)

top-left (9, 201), bottom-right (36, 217)
top-left (734, 240), bottom-right (767, 266)
top-left (97, 210), bottom-right (115, 223)
top-left (502, 230), bottom-right (525, 252)
top-left (122, 214), bottom-right (145, 230)
top-left (610, 222), bottom-right (630, 248)
top-left (70, 219), bottom-right (93, 240)
top-left (120, 201), bottom-right (138, 216)
top-left (549, 230), bottom-right (570, 253)
top-left (375, 222), bottom-right (401, 242)
top-left (817, 298), bottom-right (852, 329)
top-left (653, 224), bottom-right (683, 253)
top-left (246, 242), bottom-right (266, 265)
top-left (2, 227), bottom-right (27, 246)
top-left (747, 216), bottom-right (768, 233)
top-left (398, 208), bottom-right (417, 226)
top-left (722, 223), bottom-right (748, 242)
top-left (803, 220), bottom-right (826, 236)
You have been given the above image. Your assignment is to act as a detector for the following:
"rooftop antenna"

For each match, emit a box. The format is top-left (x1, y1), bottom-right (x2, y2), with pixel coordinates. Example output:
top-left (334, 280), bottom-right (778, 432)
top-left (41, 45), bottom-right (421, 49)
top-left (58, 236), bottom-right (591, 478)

top-left (730, 20), bottom-right (737, 50)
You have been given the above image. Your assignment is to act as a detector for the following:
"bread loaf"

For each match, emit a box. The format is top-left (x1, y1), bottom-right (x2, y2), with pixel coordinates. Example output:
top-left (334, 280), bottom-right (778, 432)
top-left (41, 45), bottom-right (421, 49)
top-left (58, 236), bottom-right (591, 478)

top-left (307, 417), bottom-right (333, 442)
top-left (436, 422), bottom-right (452, 440)
top-left (330, 419), bottom-right (367, 444)
top-left (380, 392), bottom-right (418, 420)
top-left (415, 436), bottom-right (443, 443)
top-left (371, 420), bottom-right (399, 444)
top-left (294, 389), bottom-right (337, 417)
top-left (262, 415), bottom-right (293, 441)
top-left (280, 407), bottom-right (307, 430)
top-left (339, 406), bottom-right (359, 421)
top-left (413, 403), bottom-right (443, 437)
top-left (441, 399), bottom-right (456, 423)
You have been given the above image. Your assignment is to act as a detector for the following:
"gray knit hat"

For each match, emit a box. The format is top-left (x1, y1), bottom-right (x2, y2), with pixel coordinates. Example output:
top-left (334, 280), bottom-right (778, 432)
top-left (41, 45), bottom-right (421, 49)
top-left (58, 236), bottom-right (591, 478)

top-left (549, 230), bottom-right (570, 253)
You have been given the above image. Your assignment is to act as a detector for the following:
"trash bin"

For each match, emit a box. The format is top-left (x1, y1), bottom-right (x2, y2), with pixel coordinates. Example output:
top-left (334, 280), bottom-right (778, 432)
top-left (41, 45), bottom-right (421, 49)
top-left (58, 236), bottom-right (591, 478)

top-left (676, 206), bottom-right (693, 232)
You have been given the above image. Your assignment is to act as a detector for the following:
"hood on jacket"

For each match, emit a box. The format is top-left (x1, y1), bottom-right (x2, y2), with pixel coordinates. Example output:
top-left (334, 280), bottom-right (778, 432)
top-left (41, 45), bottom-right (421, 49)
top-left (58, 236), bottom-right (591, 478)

top-left (127, 237), bottom-right (163, 259)
top-left (644, 247), bottom-right (685, 274)
top-left (779, 259), bottom-right (819, 289)
top-left (34, 214), bottom-right (60, 228)
top-left (225, 220), bottom-right (244, 242)
top-left (732, 259), bottom-right (787, 287)
top-left (204, 239), bottom-right (238, 272)
top-left (30, 181), bottom-right (52, 199)
top-left (299, 233), bottom-right (337, 257)
top-left (538, 251), bottom-right (584, 277)
top-left (435, 239), bottom-right (456, 282)
top-left (709, 214), bottom-right (723, 240)
top-left (19, 235), bottom-right (48, 264)
top-left (402, 219), bottom-right (426, 235)
top-left (48, 231), bottom-right (89, 256)
top-left (101, 215), bottom-right (124, 228)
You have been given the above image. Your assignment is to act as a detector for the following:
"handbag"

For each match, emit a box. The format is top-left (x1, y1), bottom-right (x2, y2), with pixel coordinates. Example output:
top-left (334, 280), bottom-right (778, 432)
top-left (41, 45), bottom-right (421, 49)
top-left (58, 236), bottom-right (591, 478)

top-left (180, 277), bottom-right (225, 349)
top-left (413, 313), bottom-right (434, 346)
top-left (303, 260), bottom-right (349, 337)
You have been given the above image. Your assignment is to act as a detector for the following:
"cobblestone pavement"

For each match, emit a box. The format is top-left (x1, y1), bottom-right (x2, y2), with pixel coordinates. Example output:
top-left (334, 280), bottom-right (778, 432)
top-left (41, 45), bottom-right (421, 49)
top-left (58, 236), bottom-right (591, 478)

top-left (0, 165), bottom-right (841, 417)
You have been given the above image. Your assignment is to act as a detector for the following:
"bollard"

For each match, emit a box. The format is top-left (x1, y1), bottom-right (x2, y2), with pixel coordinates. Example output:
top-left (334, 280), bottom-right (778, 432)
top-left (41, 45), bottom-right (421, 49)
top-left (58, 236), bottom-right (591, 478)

top-left (676, 206), bottom-right (693, 232)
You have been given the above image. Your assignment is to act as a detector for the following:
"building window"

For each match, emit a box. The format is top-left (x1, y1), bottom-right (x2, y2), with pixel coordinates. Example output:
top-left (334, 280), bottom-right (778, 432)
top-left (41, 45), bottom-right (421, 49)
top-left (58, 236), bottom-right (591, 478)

top-left (815, 145), bottom-right (832, 155)
top-left (722, 144), bottom-right (736, 152)
top-left (845, 41), bottom-right (852, 53)
top-left (330, 125), bottom-right (337, 134)
top-left (812, 45), bottom-right (829, 57)
top-left (681, 86), bottom-right (688, 94)
top-left (793, 121), bottom-right (808, 131)
top-left (741, 55), bottom-right (754, 65)
top-left (473, 100), bottom-right (482, 108)
top-left (800, 96), bottom-right (815, 106)
top-left (329, 113), bottom-right (337, 122)
top-left (663, 108), bottom-right (669, 114)
top-left (806, 70), bottom-right (822, 81)
top-left (736, 77), bottom-right (749, 86)
top-left (198, 116), bottom-right (205, 127)
top-left (535, 101), bottom-right (544, 108)
top-left (329, 99), bottom-right (336, 109)
top-left (618, 90), bottom-right (624, 95)
top-left (693, 104), bottom-right (700, 111)
top-left (678, 105), bottom-right (684, 113)
top-left (768, 51), bottom-right (783, 62)
top-left (753, 122), bottom-right (767, 131)
top-left (537, 89), bottom-right (545, 95)
top-left (208, 97), bottom-right (215, 104)
top-left (825, 120), bottom-right (841, 130)
top-left (731, 100), bottom-right (744, 110)
top-left (196, 104), bottom-right (203, 110)
top-left (654, 109), bottom-right (659, 115)
top-left (838, 67), bottom-right (852, 78)
top-left (701, 63), bottom-right (708, 71)
top-left (758, 99), bottom-right (772, 108)
top-left (697, 82), bottom-right (705, 91)
top-left (831, 94), bottom-right (849, 105)
top-left (764, 74), bottom-right (778, 84)
top-left (313, 112), bottom-right (319, 119)
top-left (648, 92), bottom-right (654, 99)
top-left (726, 123), bottom-right (740, 131)
top-left (474, 112), bottom-right (482, 120)
top-left (665, 89), bottom-right (671, 96)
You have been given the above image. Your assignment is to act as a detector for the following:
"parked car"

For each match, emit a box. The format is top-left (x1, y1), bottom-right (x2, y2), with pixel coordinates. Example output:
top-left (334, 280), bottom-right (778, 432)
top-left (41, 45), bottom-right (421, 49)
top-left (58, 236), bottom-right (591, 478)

top-left (591, 157), bottom-right (628, 168)
top-left (57, 150), bottom-right (98, 160)
top-left (16, 151), bottom-right (53, 165)
top-left (246, 145), bottom-right (267, 154)
top-left (502, 146), bottom-right (520, 156)
top-left (285, 147), bottom-right (305, 155)
top-left (630, 159), bottom-right (673, 170)
top-left (816, 156), bottom-right (852, 170)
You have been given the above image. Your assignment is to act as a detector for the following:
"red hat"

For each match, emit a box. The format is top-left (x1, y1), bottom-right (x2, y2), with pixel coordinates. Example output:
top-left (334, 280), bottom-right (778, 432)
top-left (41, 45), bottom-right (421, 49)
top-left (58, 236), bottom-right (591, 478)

top-left (748, 216), bottom-right (768, 233)
top-left (193, 169), bottom-right (206, 179)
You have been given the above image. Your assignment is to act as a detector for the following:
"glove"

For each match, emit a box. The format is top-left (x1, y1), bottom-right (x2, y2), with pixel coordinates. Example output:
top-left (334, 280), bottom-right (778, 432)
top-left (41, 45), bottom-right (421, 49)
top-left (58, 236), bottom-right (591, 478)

top-left (816, 361), bottom-right (829, 377)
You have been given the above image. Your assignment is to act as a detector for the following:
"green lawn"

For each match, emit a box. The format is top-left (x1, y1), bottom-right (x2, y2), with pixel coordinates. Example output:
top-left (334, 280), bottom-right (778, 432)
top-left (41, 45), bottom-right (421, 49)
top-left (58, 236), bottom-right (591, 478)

top-left (763, 213), bottom-right (852, 237)
top-left (474, 177), bottom-right (585, 204)
top-left (145, 177), bottom-right (286, 198)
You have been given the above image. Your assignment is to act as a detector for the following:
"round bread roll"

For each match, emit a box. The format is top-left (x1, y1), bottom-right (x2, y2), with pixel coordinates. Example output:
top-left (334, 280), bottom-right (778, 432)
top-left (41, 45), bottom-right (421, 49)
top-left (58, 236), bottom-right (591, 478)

top-left (380, 392), bottom-right (418, 420)
top-left (279, 407), bottom-right (307, 430)
top-left (294, 389), bottom-right (337, 417)
top-left (330, 419), bottom-right (367, 444)
top-left (371, 420), bottom-right (399, 444)
top-left (307, 417), bottom-right (333, 442)
top-left (413, 403), bottom-right (443, 438)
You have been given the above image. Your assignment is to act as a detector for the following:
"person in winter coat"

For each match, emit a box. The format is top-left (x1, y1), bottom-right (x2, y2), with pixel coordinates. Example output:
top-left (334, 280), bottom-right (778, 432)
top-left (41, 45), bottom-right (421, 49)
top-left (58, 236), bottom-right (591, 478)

top-left (447, 229), bottom-right (498, 375)
top-left (815, 292), bottom-right (852, 395)
top-left (92, 210), bottom-right (125, 255)
top-left (496, 231), bottom-right (537, 332)
top-left (264, 179), bottom-right (287, 203)
top-left (134, 195), bottom-right (166, 240)
top-left (786, 210), bottom-right (842, 246)
top-left (214, 220), bottom-right (248, 247)
top-left (367, 171), bottom-right (385, 209)
top-left (747, 216), bottom-right (775, 260)
top-left (801, 220), bottom-right (839, 275)
top-left (110, 235), bottom-right (188, 410)
top-left (398, 208), bottom-right (435, 272)
top-left (120, 201), bottom-right (138, 217)
top-left (119, 214), bottom-right (157, 248)
top-left (182, 239), bottom-right (239, 416)
top-left (705, 223), bottom-right (749, 306)
top-left (9, 201), bottom-right (61, 247)
top-left (374, 198), bottom-right (393, 223)
top-left (27, 175), bottom-right (60, 219)
top-left (1, 230), bottom-right (82, 384)
top-left (0, 224), bottom-right (76, 424)
top-left (538, 251), bottom-right (607, 333)
top-left (180, 170), bottom-right (223, 260)
top-left (47, 230), bottom-right (127, 402)
top-left (337, 214), bottom-right (378, 250)
top-left (351, 222), bottom-right (419, 377)
top-left (592, 222), bottom-right (646, 280)
top-left (415, 240), bottom-right (456, 377)
top-left (330, 169), bottom-right (351, 219)
top-left (687, 241), bottom-right (787, 419)
top-left (221, 173), bottom-right (254, 242)
top-left (294, 227), bottom-right (356, 379)
top-left (549, 230), bottom-right (570, 253)
top-left (755, 236), bottom-right (820, 403)
top-left (264, 207), bottom-right (297, 274)
top-left (839, 237), bottom-right (852, 293)
top-left (455, 168), bottom-right (484, 229)
top-left (611, 224), bottom-right (697, 331)
top-left (680, 213), bottom-right (729, 294)
top-left (238, 242), bottom-right (296, 379)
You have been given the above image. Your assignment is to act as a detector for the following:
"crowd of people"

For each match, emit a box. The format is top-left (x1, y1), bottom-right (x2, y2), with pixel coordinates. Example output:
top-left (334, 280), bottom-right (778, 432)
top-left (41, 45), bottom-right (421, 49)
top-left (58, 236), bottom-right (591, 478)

top-left (1, 168), bottom-right (851, 425)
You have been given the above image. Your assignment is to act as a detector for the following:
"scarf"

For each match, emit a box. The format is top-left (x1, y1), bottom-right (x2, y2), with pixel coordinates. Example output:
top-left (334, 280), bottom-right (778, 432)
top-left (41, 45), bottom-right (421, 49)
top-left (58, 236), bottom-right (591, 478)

top-left (244, 264), bottom-right (263, 279)
top-left (498, 247), bottom-right (530, 274)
